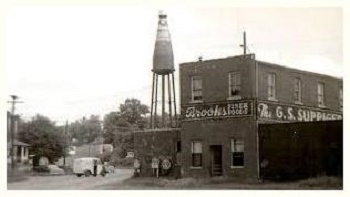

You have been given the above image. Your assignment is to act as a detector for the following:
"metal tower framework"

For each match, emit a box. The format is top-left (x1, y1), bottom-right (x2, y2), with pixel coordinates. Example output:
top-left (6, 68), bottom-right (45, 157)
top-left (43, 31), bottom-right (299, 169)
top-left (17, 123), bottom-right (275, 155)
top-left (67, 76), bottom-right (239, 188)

top-left (150, 72), bottom-right (177, 128)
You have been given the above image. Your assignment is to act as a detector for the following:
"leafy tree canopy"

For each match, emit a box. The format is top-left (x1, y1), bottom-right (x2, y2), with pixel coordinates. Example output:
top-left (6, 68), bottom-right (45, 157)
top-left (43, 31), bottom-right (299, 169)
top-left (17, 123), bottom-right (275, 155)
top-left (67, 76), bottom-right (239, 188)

top-left (119, 98), bottom-right (149, 128)
top-left (102, 98), bottom-right (149, 158)
top-left (17, 114), bottom-right (65, 163)
top-left (69, 115), bottom-right (102, 145)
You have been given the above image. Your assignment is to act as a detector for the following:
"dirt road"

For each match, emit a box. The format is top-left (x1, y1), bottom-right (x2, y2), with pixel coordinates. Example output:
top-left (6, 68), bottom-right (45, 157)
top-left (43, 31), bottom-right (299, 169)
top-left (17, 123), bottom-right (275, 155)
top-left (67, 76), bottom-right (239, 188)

top-left (7, 168), bottom-right (133, 190)
top-left (8, 169), bottom-right (341, 190)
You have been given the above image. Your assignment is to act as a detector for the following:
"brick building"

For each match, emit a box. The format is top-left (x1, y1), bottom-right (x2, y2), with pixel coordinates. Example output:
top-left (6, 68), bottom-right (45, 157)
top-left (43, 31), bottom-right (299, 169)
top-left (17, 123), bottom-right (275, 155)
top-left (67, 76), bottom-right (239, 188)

top-left (134, 128), bottom-right (181, 177)
top-left (179, 54), bottom-right (342, 179)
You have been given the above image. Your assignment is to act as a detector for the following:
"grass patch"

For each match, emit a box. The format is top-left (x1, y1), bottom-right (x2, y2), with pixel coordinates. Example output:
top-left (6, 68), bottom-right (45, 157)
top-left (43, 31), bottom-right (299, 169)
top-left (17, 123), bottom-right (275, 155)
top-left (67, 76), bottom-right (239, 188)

top-left (122, 175), bottom-right (342, 190)
top-left (158, 177), bottom-right (205, 188)
top-left (297, 176), bottom-right (342, 189)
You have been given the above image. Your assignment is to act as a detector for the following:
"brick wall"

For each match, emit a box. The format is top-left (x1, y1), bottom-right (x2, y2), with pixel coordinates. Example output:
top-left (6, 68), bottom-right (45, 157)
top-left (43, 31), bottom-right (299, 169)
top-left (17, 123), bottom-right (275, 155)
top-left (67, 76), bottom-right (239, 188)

top-left (177, 55), bottom-right (342, 180)
top-left (181, 117), bottom-right (258, 179)
top-left (257, 61), bottom-right (342, 111)
top-left (180, 56), bottom-right (256, 104)
top-left (134, 129), bottom-right (180, 177)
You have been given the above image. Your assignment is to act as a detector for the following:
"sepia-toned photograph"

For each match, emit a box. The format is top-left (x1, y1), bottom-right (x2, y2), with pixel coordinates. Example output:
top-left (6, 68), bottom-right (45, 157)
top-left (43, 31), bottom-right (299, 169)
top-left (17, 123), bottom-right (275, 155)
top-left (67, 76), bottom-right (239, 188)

top-left (3, 0), bottom-right (345, 192)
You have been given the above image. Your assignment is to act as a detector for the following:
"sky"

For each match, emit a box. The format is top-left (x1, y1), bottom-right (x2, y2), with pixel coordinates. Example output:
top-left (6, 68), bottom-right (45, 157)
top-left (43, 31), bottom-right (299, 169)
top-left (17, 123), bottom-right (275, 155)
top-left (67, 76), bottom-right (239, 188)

top-left (4, 5), bottom-right (343, 125)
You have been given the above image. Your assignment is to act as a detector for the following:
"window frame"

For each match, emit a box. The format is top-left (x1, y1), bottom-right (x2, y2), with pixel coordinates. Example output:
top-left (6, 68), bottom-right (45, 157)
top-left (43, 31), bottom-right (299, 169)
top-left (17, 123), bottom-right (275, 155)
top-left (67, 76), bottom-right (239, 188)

top-left (317, 82), bottom-right (325, 107)
top-left (267, 73), bottom-right (276, 101)
top-left (294, 77), bottom-right (302, 104)
top-left (191, 76), bottom-right (203, 102)
top-left (231, 138), bottom-right (245, 168)
top-left (228, 72), bottom-right (242, 99)
top-left (176, 141), bottom-right (181, 153)
top-left (191, 141), bottom-right (203, 168)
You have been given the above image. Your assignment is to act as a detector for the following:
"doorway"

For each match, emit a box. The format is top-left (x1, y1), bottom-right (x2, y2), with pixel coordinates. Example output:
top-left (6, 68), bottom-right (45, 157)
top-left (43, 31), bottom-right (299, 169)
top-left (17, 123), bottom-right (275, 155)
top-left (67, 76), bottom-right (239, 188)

top-left (210, 145), bottom-right (223, 176)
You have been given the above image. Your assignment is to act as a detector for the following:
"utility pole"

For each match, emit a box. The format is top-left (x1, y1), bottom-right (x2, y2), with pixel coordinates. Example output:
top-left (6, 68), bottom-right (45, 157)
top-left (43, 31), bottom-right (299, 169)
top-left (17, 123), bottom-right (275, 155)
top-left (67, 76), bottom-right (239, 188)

top-left (63, 120), bottom-right (68, 166)
top-left (8, 95), bottom-right (23, 171)
top-left (240, 31), bottom-right (247, 56)
top-left (101, 121), bottom-right (105, 156)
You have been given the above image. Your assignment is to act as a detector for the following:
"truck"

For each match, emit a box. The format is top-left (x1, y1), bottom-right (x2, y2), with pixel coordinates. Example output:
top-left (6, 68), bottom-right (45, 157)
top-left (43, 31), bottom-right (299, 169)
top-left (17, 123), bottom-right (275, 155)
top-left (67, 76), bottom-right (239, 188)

top-left (73, 157), bottom-right (106, 177)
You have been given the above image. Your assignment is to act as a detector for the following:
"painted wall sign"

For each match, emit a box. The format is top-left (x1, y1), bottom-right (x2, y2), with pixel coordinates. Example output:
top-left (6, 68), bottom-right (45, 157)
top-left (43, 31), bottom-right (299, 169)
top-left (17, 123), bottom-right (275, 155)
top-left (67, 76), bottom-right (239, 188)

top-left (182, 100), bottom-right (253, 121)
top-left (257, 102), bottom-right (342, 122)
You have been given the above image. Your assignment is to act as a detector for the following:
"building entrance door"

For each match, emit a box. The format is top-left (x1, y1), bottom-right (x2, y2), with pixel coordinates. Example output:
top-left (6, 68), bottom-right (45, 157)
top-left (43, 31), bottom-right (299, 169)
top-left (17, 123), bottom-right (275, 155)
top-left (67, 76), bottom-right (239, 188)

top-left (210, 145), bottom-right (223, 176)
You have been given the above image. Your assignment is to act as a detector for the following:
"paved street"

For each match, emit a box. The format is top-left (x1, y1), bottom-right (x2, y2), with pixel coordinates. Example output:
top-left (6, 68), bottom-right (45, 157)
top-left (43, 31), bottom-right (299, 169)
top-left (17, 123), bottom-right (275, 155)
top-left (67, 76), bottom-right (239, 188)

top-left (7, 168), bottom-right (133, 190)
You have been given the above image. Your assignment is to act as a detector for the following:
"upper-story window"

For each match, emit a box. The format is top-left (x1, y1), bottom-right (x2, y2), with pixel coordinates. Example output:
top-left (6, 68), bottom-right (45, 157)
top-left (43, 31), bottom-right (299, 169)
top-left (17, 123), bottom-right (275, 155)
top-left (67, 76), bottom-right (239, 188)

top-left (192, 76), bottom-right (203, 101)
top-left (317, 82), bottom-right (325, 107)
top-left (294, 77), bottom-right (302, 103)
top-left (228, 72), bottom-right (241, 99)
top-left (340, 87), bottom-right (343, 111)
top-left (268, 73), bottom-right (276, 100)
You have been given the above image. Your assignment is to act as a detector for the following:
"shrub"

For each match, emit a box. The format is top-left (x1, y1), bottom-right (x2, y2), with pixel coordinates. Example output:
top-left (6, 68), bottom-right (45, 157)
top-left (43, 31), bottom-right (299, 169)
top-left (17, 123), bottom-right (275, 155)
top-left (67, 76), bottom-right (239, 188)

top-left (110, 157), bottom-right (133, 167)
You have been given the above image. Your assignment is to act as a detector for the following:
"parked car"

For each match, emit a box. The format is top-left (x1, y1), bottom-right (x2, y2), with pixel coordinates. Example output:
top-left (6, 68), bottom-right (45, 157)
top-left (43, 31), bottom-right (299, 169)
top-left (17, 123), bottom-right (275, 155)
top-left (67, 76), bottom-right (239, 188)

top-left (48, 165), bottom-right (65, 175)
top-left (59, 165), bottom-right (73, 175)
top-left (33, 165), bottom-right (50, 173)
top-left (32, 164), bottom-right (65, 175)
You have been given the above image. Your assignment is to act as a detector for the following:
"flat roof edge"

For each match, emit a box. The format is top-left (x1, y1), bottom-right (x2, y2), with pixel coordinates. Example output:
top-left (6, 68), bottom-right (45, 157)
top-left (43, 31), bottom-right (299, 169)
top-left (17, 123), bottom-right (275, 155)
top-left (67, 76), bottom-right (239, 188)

top-left (134, 128), bottom-right (181, 133)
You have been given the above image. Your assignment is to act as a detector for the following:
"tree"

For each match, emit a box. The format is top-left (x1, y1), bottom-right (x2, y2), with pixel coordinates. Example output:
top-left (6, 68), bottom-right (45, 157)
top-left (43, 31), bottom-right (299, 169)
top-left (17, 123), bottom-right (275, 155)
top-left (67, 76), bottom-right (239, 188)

top-left (119, 98), bottom-right (149, 129)
top-left (103, 112), bottom-right (133, 158)
top-left (17, 114), bottom-right (65, 163)
top-left (69, 115), bottom-right (102, 145)
top-left (144, 111), bottom-right (181, 128)
top-left (85, 115), bottom-right (102, 143)
top-left (103, 112), bottom-right (131, 144)
top-left (102, 98), bottom-right (149, 159)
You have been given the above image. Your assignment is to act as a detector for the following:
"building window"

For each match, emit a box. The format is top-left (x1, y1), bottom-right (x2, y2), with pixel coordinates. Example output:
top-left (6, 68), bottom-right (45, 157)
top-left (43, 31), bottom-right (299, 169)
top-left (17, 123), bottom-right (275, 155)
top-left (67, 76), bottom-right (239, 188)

top-left (318, 82), bottom-right (325, 107)
top-left (231, 139), bottom-right (244, 167)
top-left (228, 72), bottom-right (241, 98)
top-left (268, 73), bottom-right (276, 100)
top-left (191, 141), bottom-right (202, 167)
top-left (340, 87), bottom-right (343, 111)
top-left (176, 141), bottom-right (181, 152)
top-left (294, 77), bottom-right (302, 103)
top-left (176, 141), bottom-right (182, 165)
top-left (192, 76), bottom-right (203, 101)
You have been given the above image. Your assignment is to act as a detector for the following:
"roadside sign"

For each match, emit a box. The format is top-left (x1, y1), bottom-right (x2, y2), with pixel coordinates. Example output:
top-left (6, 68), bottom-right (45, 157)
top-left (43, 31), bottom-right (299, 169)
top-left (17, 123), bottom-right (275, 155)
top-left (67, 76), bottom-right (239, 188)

top-left (162, 159), bottom-right (171, 170)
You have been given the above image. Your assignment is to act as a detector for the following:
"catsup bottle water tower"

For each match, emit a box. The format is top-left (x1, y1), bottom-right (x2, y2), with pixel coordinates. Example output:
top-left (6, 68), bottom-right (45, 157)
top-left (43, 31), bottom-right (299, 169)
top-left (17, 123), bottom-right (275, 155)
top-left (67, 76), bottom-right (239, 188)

top-left (150, 11), bottom-right (177, 128)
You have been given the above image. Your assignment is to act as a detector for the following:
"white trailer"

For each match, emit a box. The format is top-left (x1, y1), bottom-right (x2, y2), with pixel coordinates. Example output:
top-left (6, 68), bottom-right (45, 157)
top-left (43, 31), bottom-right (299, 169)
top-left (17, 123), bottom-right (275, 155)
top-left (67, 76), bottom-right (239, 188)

top-left (73, 157), bottom-right (105, 177)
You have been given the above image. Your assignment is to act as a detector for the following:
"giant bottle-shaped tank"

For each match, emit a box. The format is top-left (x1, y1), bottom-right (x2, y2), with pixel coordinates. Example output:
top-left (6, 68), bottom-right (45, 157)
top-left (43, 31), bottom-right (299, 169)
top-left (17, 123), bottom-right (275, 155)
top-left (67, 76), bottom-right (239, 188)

top-left (152, 11), bottom-right (174, 75)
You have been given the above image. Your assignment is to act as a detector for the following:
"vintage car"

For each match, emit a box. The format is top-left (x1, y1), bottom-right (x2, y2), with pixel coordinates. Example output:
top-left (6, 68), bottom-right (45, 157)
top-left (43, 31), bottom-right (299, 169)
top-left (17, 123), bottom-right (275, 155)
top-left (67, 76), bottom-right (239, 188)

top-left (48, 165), bottom-right (65, 175)
top-left (33, 164), bottom-right (65, 175)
